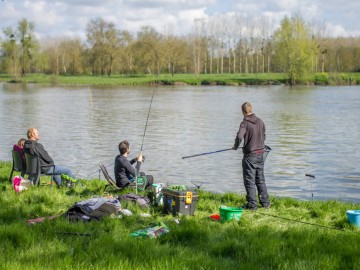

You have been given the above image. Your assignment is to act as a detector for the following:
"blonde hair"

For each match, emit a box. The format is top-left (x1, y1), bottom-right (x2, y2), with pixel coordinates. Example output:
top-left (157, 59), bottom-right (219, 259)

top-left (17, 138), bottom-right (26, 147)
top-left (241, 102), bottom-right (253, 115)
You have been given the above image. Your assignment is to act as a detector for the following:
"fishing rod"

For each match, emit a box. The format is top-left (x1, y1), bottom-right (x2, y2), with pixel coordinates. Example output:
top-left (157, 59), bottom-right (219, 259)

top-left (262, 213), bottom-right (345, 232)
top-left (80, 90), bottom-right (156, 181)
top-left (134, 87), bottom-right (155, 194)
top-left (141, 87), bottom-right (155, 152)
top-left (182, 148), bottom-right (235, 159)
top-left (81, 148), bottom-right (151, 179)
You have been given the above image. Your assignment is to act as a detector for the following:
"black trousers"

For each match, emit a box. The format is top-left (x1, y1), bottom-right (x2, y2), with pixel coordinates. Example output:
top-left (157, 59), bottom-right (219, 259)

top-left (242, 153), bottom-right (270, 208)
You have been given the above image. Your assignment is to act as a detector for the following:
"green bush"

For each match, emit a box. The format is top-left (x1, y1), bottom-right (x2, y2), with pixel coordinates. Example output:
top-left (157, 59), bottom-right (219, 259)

top-left (314, 73), bottom-right (329, 85)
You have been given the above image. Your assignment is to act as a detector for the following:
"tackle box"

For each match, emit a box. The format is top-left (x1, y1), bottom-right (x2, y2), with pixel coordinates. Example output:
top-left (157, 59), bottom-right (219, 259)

top-left (162, 188), bottom-right (198, 216)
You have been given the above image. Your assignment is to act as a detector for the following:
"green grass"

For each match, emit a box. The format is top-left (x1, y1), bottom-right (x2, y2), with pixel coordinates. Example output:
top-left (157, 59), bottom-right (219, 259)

top-left (1, 72), bottom-right (360, 86)
top-left (0, 73), bottom-right (360, 85)
top-left (0, 73), bottom-right (287, 86)
top-left (1, 160), bottom-right (360, 270)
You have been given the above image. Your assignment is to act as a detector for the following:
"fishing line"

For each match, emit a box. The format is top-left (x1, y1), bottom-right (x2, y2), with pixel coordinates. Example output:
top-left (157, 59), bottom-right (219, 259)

top-left (262, 213), bottom-right (345, 232)
top-left (88, 87), bottom-right (94, 107)
top-left (141, 87), bottom-right (155, 152)
top-left (82, 150), bottom-right (149, 179)
top-left (57, 232), bottom-right (93, 237)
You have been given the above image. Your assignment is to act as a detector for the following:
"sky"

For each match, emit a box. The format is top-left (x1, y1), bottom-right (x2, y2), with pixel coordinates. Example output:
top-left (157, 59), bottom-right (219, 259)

top-left (0, 0), bottom-right (359, 41)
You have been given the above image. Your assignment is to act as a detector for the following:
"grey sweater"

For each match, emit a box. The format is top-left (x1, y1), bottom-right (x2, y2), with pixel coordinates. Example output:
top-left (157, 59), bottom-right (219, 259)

top-left (23, 140), bottom-right (54, 173)
top-left (114, 155), bottom-right (141, 188)
top-left (233, 113), bottom-right (266, 155)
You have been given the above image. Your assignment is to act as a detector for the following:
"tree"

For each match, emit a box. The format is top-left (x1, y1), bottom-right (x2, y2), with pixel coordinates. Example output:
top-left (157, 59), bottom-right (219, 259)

top-left (17, 18), bottom-right (38, 76)
top-left (86, 18), bottom-right (121, 76)
top-left (1, 19), bottom-right (38, 77)
top-left (273, 15), bottom-right (316, 84)
top-left (1, 27), bottom-right (19, 77)
top-left (135, 26), bottom-right (165, 75)
top-left (117, 30), bottom-right (135, 74)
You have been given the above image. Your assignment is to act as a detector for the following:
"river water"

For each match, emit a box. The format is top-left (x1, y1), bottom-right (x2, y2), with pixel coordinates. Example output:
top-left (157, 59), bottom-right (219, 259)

top-left (1, 83), bottom-right (359, 202)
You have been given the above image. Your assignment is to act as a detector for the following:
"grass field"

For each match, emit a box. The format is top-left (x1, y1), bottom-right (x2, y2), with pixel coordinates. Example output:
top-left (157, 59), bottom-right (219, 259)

top-left (1, 72), bottom-right (360, 86)
top-left (1, 160), bottom-right (360, 270)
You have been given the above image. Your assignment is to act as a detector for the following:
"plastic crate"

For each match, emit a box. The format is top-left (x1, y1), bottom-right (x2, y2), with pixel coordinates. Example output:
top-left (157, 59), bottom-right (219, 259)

top-left (162, 188), bottom-right (198, 216)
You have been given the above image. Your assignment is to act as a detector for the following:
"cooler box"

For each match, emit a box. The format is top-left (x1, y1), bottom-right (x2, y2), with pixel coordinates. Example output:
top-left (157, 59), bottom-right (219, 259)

top-left (162, 188), bottom-right (198, 216)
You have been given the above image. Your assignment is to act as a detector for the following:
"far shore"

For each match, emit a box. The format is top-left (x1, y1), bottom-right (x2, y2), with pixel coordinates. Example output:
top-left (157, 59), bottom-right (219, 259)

top-left (1, 72), bottom-right (360, 86)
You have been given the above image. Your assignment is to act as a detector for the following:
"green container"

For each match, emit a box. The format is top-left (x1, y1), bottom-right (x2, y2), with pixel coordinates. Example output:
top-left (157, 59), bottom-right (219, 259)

top-left (220, 206), bottom-right (243, 222)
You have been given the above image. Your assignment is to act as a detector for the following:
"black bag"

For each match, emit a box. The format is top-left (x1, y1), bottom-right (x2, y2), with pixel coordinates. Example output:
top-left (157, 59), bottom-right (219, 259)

top-left (64, 197), bottom-right (121, 222)
top-left (117, 193), bottom-right (150, 208)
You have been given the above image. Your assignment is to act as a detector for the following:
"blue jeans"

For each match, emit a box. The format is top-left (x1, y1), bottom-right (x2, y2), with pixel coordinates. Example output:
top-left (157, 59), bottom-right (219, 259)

top-left (242, 153), bottom-right (270, 208)
top-left (46, 165), bottom-right (75, 186)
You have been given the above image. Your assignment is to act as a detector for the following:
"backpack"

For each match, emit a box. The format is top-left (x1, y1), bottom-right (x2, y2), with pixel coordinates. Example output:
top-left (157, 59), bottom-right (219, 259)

top-left (64, 197), bottom-right (122, 222)
top-left (117, 193), bottom-right (150, 208)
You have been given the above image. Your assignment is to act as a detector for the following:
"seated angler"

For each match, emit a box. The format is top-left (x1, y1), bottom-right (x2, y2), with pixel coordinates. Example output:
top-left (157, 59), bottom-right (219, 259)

top-left (23, 127), bottom-right (76, 187)
top-left (114, 140), bottom-right (154, 190)
top-left (13, 137), bottom-right (26, 165)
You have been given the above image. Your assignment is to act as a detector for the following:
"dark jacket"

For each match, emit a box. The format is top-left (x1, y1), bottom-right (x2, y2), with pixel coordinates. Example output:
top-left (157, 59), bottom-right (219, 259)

top-left (23, 140), bottom-right (54, 173)
top-left (114, 155), bottom-right (141, 188)
top-left (233, 113), bottom-right (266, 156)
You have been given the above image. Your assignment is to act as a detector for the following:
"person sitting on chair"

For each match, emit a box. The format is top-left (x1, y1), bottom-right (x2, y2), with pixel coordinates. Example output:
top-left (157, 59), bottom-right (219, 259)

top-left (13, 138), bottom-right (26, 164)
top-left (23, 127), bottom-right (76, 187)
top-left (114, 140), bottom-right (154, 189)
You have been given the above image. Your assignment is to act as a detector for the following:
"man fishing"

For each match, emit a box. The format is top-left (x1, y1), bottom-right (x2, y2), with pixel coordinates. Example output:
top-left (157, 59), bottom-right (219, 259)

top-left (23, 127), bottom-right (76, 187)
top-left (114, 140), bottom-right (153, 189)
top-left (233, 102), bottom-right (270, 210)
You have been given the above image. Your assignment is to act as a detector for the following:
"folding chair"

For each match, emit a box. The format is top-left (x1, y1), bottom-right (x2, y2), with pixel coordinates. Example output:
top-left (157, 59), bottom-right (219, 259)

top-left (24, 153), bottom-right (57, 186)
top-left (99, 162), bottom-right (124, 192)
top-left (99, 162), bottom-right (137, 192)
top-left (9, 150), bottom-right (26, 182)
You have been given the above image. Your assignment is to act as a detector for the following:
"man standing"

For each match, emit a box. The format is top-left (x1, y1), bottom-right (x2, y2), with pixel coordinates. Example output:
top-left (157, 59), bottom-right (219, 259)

top-left (23, 127), bottom-right (76, 187)
top-left (233, 102), bottom-right (270, 210)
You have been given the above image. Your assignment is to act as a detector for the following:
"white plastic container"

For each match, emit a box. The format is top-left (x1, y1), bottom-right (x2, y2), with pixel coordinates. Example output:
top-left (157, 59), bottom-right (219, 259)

top-left (152, 183), bottom-right (165, 205)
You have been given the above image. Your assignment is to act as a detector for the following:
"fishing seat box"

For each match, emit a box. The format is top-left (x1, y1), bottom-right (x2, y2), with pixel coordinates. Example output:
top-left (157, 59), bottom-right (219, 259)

top-left (162, 188), bottom-right (198, 216)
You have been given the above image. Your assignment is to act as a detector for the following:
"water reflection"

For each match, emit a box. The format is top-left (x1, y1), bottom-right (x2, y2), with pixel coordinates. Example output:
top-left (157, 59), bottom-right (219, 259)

top-left (0, 83), bottom-right (359, 202)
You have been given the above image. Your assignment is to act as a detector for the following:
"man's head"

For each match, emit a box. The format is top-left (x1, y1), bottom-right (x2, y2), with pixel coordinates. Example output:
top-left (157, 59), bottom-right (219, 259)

top-left (118, 140), bottom-right (130, 155)
top-left (27, 128), bottom-right (40, 141)
top-left (241, 102), bottom-right (253, 116)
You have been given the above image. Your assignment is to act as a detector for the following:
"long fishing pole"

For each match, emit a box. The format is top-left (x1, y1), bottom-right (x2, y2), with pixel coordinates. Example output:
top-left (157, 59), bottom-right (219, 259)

top-left (82, 151), bottom-right (148, 179)
top-left (262, 213), bottom-right (345, 232)
top-left (182, 148), bottom-right (235, 159)
top-left (182, 145), bottom-right (271, 160)
top-left (140, 87), bottom-right (155, 152)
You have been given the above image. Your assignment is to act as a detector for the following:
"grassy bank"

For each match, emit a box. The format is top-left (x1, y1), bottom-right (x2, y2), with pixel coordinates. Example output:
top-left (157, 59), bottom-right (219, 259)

top-left (1, 72), bottom-right (360, 86)
top-left (1, 161), bottom-right (359, 270)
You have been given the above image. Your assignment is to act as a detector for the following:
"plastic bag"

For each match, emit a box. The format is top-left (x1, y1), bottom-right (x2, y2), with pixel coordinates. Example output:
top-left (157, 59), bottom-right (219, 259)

top-left (13, 176), bottom-right (32, 193)
top-left (130, 222), bottom-right (169, 238)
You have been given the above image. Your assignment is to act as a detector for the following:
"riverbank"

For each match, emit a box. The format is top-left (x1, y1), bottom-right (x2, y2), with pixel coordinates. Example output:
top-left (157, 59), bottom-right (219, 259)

top-left (1, 161), bottom-right (359, 269)
top-left (1, 72), bottom-right (359, 86)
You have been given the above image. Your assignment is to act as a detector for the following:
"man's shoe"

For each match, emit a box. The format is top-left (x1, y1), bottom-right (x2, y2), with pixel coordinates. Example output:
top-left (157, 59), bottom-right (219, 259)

top-left (240, 204), bottom-right (257, 210)
top-left (66, 181), bottom-right (73, 188)
top-left (262, 204), bottom-right (270, 209)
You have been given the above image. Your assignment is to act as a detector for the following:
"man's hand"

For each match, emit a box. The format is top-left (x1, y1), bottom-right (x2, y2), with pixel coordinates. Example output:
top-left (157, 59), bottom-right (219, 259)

top-left (137, 153), bottom-right (143, 162)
